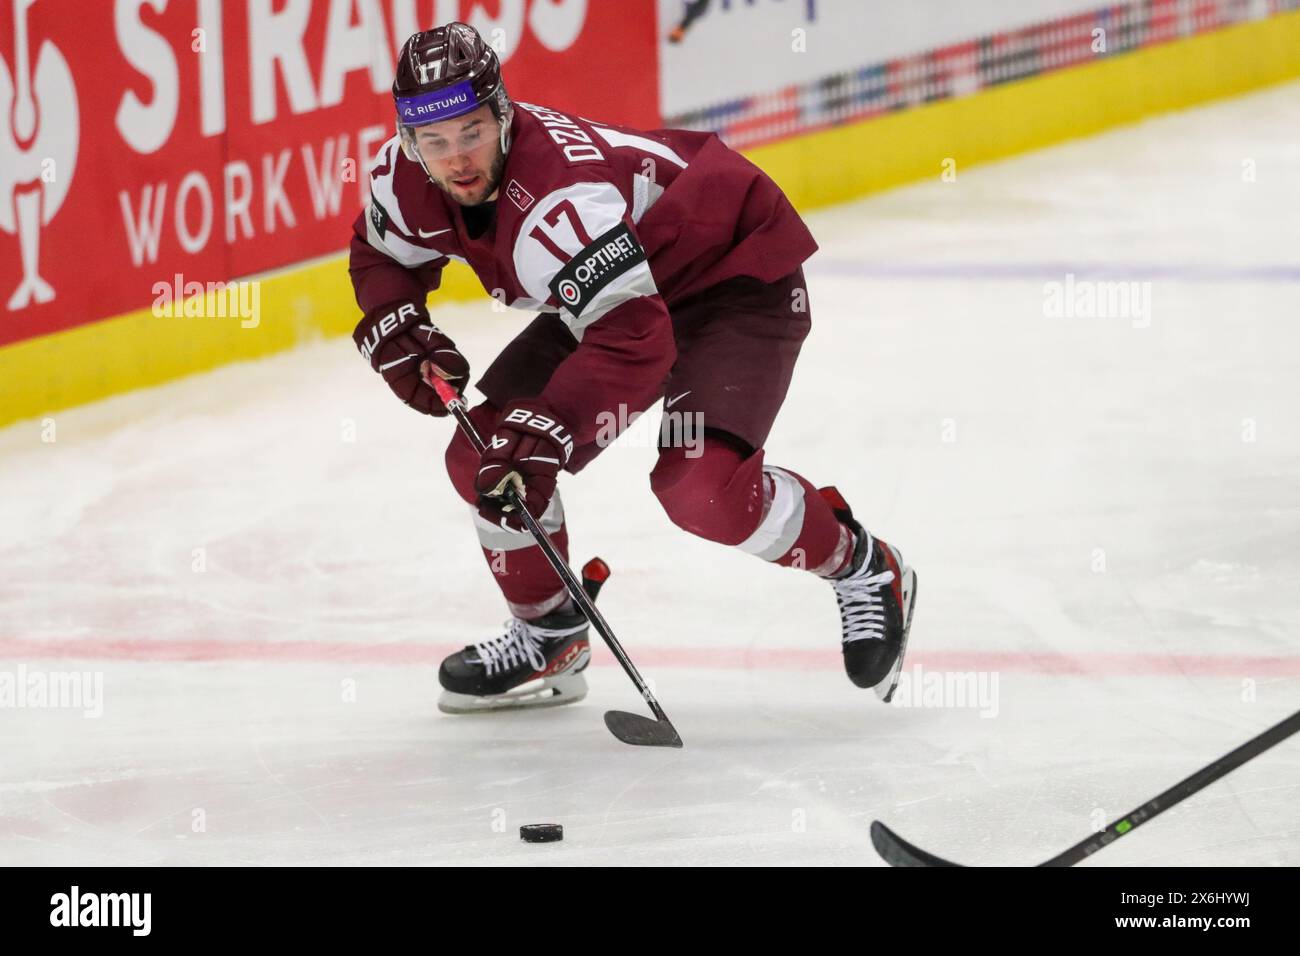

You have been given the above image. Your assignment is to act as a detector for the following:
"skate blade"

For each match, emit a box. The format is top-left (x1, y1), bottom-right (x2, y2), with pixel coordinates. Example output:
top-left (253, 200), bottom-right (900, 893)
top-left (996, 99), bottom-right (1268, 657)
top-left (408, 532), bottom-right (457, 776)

top-left (438, 672), bottom-right (588, 715)
top-left (875, 567), bottom-right (918, 704)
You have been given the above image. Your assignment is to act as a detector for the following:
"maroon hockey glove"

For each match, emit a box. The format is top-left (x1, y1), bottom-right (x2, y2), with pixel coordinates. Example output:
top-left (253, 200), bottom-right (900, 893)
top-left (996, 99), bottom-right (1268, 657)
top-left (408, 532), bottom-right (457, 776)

top-left (352, 301), bottom-right (469, 416)
top-left (475, 400), bottom-right (574, 531)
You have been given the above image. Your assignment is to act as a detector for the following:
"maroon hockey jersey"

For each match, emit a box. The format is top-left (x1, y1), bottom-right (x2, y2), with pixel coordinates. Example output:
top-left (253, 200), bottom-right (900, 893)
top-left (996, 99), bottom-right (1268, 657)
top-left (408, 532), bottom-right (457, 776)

top-left (348, 101), bottom-right (818, 445)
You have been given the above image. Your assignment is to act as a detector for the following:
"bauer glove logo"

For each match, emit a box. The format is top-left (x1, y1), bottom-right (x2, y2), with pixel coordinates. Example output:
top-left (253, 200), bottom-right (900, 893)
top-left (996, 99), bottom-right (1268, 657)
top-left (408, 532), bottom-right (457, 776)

top-left (358, 302), bottom-right (420, 364)
top-left (502, 407), bottom-right (574, 463)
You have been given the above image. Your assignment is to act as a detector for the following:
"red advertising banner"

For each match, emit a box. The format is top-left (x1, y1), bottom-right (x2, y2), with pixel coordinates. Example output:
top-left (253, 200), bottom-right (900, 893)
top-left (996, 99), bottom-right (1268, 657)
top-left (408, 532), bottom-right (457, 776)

top-left (0, 0), bottom-right (659, 348)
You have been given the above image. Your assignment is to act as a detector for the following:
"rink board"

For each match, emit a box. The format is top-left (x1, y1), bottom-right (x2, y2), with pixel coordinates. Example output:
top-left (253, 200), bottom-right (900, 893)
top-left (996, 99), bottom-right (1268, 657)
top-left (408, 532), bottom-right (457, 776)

top-left (2, 11), bottom-right (1298, 429)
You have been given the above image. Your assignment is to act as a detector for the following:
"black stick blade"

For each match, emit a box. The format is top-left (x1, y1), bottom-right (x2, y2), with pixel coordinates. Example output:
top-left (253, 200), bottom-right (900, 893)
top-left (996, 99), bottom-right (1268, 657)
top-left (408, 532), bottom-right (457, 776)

top-left (604, 710), bottom-right (683, 748)
top-left (870, 821), bottom-right (963, 867)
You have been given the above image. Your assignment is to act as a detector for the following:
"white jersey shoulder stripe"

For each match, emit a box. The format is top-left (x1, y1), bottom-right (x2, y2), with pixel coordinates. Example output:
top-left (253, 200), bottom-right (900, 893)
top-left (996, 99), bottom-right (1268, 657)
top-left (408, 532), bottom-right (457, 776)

top-left (631, 172), bottom-right (665, 224)
top-left (363, 135), bottom-right (450, 268)
top-left (368, 136), bottom-right (415, 239)
top-left (365, 207), bottom-right (445, 268)
top-left (590, 127), bottom-right (689, 169)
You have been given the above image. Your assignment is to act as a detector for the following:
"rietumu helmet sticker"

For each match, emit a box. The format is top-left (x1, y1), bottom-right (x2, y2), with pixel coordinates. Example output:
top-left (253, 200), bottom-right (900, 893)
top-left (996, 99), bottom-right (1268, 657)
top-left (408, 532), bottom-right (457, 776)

top-left (396, 80), bottom-right (480, 126)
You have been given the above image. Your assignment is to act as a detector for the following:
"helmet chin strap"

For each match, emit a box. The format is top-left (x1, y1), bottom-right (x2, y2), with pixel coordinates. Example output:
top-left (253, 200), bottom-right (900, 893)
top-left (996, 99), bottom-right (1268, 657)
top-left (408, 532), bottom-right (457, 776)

top-left (498, 103), bottom-right (513, 155)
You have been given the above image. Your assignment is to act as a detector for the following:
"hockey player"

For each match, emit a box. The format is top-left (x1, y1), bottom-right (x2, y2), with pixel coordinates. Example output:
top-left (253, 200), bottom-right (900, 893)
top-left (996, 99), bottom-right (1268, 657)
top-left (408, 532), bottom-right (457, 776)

top-left (349, 23), bottom-right (917, 713)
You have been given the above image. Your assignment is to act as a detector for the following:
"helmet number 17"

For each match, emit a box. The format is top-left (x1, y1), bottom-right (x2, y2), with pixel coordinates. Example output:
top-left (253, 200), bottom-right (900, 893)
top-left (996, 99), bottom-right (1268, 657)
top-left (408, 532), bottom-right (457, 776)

top-left (417, 59), bottom-right (444, 83)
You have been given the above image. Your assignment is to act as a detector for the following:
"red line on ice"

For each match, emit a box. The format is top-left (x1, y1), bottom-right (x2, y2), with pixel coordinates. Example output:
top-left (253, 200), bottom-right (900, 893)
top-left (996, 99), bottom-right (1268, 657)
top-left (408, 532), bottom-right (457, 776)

top-left (0, 637), bottom-right (1296, 677)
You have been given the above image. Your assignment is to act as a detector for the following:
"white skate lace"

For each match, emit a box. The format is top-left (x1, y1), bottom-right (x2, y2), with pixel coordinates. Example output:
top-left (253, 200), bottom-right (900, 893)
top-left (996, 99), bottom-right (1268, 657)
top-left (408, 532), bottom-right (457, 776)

top-left (833, 566), bottom-right (896, 645)
top-left (471, 619), bottom-right (548, 677)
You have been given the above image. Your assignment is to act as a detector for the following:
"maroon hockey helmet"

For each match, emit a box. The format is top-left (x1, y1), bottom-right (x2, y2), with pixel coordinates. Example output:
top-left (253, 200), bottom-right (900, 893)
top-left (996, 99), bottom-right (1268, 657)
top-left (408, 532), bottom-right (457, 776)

top-left (393, 23), bottom-right (512, 164)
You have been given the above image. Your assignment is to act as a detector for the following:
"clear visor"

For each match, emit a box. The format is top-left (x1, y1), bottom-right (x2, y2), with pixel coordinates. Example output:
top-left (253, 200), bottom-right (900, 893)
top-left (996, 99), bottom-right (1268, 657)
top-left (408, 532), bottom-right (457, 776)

top-left (399, 116), bottom-right (498, 162)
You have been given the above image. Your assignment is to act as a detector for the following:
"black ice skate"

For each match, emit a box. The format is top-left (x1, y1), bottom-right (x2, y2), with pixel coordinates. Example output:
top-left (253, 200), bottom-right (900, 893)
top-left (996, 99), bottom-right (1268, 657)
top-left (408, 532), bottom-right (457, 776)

top-left (820, 488), bottom-right (918, 702)
top-left (438, 606), bottom-right (591, 713)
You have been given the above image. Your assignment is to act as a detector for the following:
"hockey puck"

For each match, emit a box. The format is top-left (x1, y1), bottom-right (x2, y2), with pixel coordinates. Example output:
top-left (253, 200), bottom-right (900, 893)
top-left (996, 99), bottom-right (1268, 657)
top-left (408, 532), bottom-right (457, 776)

top-left (519, 823), bottom-right (563, 844)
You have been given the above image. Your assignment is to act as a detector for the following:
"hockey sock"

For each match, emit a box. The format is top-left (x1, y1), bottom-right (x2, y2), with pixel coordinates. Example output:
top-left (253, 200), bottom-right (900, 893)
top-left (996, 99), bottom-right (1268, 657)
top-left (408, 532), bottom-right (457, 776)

top-left (650, 438), bottom-right (854, 577)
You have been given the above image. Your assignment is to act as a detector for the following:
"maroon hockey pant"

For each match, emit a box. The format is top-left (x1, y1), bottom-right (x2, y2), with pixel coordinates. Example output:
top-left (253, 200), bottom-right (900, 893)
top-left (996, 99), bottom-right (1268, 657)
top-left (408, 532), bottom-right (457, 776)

top-left (443, 269), bottom-right (857, 618)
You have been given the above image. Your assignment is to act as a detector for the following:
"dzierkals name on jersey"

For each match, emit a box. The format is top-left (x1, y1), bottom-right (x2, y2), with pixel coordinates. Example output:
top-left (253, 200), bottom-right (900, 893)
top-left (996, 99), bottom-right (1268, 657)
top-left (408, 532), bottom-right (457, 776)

top-left (517, 102), bottom-right (605, 163)
top-left (548, 222), bottom-right (647, 317)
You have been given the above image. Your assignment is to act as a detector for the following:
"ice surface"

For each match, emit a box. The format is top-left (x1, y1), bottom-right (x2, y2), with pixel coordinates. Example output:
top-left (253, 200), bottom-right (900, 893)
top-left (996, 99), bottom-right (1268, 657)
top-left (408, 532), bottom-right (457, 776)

top-left (2, 83), bottom-right (1298, 866)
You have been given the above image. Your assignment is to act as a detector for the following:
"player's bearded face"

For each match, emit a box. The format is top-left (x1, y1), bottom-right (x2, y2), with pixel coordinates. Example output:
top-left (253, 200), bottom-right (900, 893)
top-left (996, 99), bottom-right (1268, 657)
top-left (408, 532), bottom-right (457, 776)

top-left (415, 105), bottom-right (507, 206)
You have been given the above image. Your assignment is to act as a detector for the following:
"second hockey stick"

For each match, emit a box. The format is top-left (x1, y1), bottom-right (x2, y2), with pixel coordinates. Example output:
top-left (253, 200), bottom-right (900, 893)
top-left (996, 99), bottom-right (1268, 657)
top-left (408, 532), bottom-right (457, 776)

top-left (872, 706), bottom-right (1300, 866)
top-left (425, 372), bottom-right (683, 749)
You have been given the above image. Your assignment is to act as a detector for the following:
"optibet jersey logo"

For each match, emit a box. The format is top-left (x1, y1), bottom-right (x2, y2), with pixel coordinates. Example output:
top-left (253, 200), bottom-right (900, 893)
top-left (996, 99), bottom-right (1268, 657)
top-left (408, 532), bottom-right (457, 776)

top-left (0, 0), bottom-right (80, 311)
top-left (547, 221), bottom-right (646, 317)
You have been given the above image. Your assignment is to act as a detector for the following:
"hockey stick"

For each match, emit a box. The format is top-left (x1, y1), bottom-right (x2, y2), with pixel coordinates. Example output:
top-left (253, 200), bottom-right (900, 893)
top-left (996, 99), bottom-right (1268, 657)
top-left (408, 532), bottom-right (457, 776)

top-left (425, 372), bottom-right (683, 749)
top-left (871, 706), bottom-right (1300, 866)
